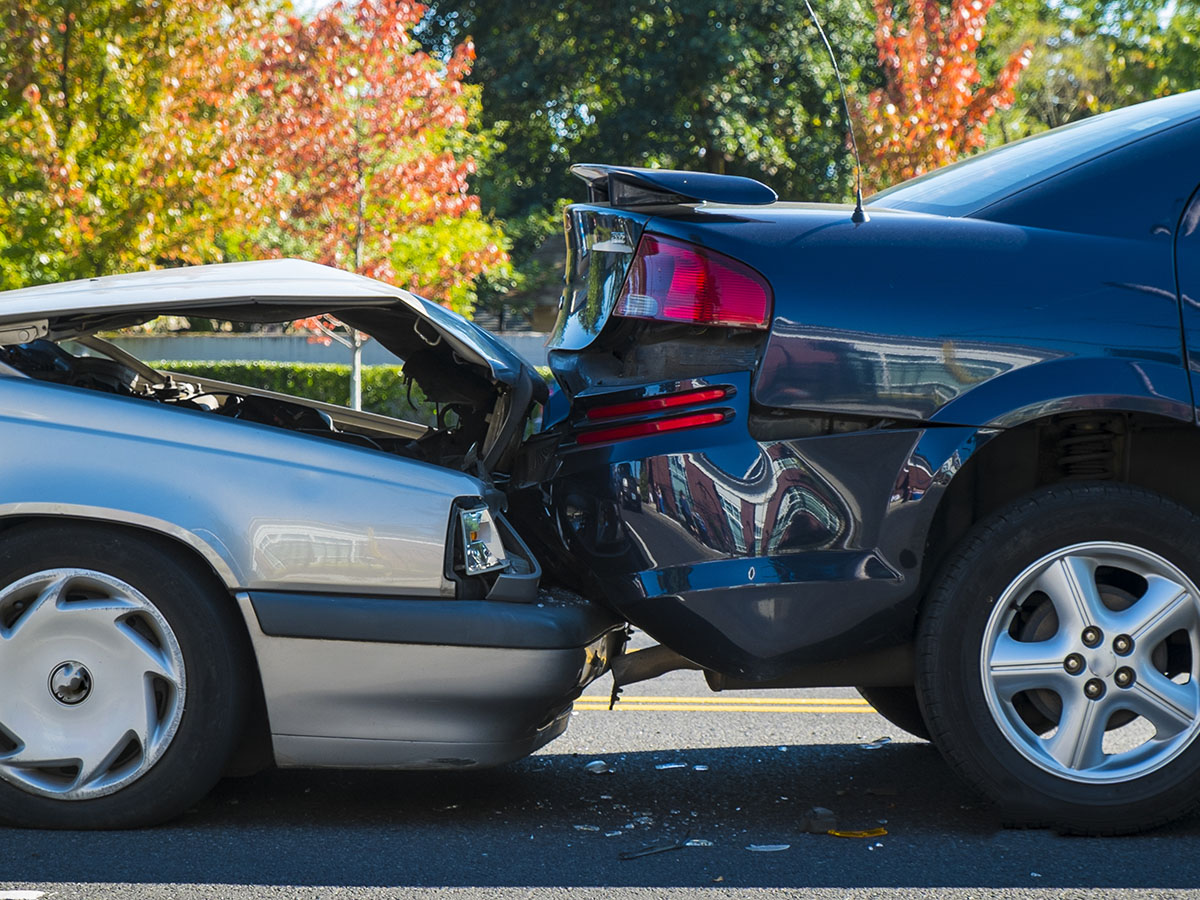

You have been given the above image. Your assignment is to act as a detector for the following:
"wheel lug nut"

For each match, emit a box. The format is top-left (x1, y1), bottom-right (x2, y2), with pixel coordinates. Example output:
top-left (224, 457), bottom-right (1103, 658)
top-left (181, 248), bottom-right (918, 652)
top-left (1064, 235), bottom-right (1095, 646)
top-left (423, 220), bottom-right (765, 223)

top-left (1115, 667), bottom-right (1136, 688)
top-left (1082, 627), bottom-right (1103, 647)
top-left (1064, 653), bottom-right (1085, 674)
top-left (1113, 634), bottom-right (1133, 655)
top-left (1084, 678), bottom-right (1106, 700)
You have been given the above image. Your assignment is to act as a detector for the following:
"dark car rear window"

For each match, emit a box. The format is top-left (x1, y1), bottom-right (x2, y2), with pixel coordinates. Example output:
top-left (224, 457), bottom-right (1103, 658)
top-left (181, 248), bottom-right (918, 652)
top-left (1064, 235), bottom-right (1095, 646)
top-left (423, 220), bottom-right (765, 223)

top-left (866, 91), bottom-right (1200, 218)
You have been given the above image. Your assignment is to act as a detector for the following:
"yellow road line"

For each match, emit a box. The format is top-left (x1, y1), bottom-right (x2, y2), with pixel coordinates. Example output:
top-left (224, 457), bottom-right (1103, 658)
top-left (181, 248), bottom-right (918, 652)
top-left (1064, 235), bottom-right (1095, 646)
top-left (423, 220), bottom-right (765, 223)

top-left (574, 696), bottom-right (877, 714)
top-left (573, 703), bottom-right (876, 713)
top-left (576, 695), bottom-right (871, 706)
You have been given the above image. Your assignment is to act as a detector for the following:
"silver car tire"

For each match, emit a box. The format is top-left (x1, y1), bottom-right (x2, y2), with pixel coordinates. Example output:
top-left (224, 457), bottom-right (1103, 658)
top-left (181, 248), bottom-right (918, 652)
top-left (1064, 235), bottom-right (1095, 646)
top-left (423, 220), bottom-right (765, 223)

top-left (917, 483), bottom-right (1200, 834)
top-left (0, 524), bottom-right (249, 829)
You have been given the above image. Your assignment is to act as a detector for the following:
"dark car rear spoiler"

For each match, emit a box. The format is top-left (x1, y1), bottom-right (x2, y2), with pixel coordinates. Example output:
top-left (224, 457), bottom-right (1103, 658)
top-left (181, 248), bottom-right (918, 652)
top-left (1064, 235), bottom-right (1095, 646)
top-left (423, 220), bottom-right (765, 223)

top-left (570, 164), bottom-right (777, 208)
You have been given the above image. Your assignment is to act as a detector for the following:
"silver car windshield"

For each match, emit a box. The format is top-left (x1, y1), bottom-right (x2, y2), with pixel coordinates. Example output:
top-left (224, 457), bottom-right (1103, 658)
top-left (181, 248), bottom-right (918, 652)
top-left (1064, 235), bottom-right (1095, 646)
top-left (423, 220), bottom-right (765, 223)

top-left (867, 91), bottom-right (1200, 217)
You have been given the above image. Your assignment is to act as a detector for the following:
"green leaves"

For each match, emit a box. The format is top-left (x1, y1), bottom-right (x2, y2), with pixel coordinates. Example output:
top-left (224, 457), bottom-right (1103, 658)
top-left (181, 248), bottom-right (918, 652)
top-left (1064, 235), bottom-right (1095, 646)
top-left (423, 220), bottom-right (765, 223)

top-left (0, 0), bottom-right (509, 316)
top-left (985, 0), bottom-right (1200, 141)
top-left (3, 0), bottom-right (1196, 305)
top-left (420, 0), bottom-right (876, 215)
top-left (0, 1), bottom-right (262, 290)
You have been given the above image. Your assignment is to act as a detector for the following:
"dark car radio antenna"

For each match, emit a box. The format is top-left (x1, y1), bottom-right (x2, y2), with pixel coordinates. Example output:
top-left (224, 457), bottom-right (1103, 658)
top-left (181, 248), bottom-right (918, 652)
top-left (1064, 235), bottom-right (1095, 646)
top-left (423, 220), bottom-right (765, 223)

top-left (803, 0), bottom-right (869, 224)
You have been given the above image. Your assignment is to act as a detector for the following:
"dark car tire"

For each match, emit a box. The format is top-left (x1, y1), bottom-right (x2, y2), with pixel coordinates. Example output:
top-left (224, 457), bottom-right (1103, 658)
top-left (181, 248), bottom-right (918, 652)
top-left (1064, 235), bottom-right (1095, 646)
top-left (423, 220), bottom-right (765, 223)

top-left (0, 523), bottom-right (250, 828)
top-left (917, 483), bottom-right (1200, 834)
top-left (856, 686), bottom-right (930, 741)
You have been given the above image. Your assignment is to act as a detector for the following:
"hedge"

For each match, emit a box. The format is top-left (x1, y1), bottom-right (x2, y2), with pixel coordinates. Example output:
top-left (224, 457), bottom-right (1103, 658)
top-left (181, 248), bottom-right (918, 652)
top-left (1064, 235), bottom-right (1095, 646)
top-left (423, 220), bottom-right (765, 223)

top-left (148, 361), bottom-right (439, 424)
top-left (149, 360), bottom-right (556, 426)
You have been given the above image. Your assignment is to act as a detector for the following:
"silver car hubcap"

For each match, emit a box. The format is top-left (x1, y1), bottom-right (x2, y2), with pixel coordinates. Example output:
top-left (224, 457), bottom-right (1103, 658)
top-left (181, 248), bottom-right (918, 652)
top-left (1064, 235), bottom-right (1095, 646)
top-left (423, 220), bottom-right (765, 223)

top-left (0, 569), bottom-right (186, 800)
top-left (981, 542), bottom-right (1200, 783)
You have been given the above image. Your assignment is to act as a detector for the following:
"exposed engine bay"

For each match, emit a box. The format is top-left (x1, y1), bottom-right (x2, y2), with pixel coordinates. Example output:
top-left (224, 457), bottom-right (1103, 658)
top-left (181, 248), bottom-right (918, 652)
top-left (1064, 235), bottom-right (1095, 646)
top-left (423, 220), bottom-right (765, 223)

top-left (0, 338), bottom-right (492, 471)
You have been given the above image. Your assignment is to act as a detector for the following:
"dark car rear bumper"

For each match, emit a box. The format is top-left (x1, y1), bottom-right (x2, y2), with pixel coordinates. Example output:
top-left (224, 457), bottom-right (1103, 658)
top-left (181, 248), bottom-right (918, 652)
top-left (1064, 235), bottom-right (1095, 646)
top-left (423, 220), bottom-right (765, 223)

top-left (545, 372), bottom-right (990, 681)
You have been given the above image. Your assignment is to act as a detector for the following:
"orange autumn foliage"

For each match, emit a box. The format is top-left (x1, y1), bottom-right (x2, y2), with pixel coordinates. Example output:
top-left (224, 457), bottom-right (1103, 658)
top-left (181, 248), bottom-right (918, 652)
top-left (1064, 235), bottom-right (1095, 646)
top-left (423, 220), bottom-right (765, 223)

top-left (856, 0), bottom-right (1032, 191)
top-left (238, 0), bottom-right (507, 311)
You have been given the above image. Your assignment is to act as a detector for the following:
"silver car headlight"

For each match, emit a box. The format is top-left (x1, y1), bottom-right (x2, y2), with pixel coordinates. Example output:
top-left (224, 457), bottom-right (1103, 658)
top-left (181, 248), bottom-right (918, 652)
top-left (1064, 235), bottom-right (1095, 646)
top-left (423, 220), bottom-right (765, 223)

top-left (459, 505), bottom-right (510, 576)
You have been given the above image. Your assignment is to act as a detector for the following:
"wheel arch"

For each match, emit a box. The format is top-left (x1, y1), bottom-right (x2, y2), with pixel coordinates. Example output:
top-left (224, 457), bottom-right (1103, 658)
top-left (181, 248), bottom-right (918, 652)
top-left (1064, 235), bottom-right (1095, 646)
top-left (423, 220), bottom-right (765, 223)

top-left (927, 357), bottom-right (1194, 430)
top-left (0, 505), bottom-right (241, 588)
top-left (923, 408), bottom-right (1200, 595)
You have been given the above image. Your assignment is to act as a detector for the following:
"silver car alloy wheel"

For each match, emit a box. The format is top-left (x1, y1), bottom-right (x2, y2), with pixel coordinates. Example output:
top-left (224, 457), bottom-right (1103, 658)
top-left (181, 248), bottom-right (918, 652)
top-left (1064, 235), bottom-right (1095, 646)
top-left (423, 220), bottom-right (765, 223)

top-left (981, 542), bottom-right (1200, 784)
top-left (0, 569), bottom-right (186, 800)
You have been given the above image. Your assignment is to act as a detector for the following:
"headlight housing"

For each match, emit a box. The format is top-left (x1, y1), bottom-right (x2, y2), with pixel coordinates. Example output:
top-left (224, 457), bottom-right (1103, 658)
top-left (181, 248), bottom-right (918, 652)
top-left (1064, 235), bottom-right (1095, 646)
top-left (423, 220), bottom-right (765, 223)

top-left (459, 504), bottom-right (509, 576)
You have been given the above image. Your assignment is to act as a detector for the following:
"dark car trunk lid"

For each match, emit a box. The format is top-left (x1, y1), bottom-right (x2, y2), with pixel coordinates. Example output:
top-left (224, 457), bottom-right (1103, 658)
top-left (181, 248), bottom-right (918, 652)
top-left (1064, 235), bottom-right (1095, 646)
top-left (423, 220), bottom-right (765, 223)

top-left (548, 165), bottom-right (776, 358)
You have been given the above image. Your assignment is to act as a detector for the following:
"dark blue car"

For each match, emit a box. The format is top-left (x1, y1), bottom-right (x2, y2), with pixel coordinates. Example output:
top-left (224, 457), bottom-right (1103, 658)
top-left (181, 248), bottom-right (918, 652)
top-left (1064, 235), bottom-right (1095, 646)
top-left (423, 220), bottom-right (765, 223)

top-left (528, 89), bottom-right (1200, 834)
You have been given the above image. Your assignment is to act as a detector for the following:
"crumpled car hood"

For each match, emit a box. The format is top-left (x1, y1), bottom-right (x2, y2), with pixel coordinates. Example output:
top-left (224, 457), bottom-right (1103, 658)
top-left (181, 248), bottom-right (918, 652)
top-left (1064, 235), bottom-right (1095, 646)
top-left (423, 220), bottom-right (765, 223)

top-left (0, 258), bottom-right (545, 401)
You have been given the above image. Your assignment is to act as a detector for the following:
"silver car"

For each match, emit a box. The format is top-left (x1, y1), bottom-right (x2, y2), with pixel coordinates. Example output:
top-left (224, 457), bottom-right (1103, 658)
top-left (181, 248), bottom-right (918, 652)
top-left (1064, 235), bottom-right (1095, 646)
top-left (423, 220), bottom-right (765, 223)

top-left (0, 259), bottom-right (623, 828)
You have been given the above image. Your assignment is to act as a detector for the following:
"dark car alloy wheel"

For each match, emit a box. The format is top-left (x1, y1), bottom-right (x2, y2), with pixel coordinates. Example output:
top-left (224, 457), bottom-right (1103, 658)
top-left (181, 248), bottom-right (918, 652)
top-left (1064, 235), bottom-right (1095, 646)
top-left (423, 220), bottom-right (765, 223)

top-left (0, 524), bottom-right (249, 828)
top-left (917, 483), bottom-right (1200, 833)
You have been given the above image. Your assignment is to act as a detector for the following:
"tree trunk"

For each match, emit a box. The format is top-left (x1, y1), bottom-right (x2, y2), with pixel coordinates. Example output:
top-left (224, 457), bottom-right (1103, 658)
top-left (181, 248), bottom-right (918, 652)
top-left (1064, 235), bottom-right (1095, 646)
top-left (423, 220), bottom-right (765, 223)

top-left (351, 103), bottom-right (366, 411)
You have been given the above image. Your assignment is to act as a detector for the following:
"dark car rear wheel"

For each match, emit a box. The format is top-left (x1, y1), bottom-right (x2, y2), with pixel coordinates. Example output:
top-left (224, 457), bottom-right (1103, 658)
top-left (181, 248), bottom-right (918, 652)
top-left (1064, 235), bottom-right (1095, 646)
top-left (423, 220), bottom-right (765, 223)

top-left (0, 524), bottom-right (249, 828)
top-left (917, 483), bottom-right (1200, 834)
top-left (856, 686), bottom-right (930, 741)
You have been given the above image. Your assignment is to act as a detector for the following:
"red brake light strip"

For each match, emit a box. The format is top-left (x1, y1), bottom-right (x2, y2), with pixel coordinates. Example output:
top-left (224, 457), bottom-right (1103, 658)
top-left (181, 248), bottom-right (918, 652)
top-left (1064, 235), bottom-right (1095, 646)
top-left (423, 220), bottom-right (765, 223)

top-left (575, 411), bottom-right (727, 446)
top-left (585, 386), bottom-right (730, 421)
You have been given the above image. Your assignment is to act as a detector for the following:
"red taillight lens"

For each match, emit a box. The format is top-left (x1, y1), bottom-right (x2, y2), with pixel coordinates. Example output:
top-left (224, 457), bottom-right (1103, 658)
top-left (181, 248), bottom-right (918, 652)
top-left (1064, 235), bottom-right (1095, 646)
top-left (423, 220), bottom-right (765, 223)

top-left (585, 386), bottom-right (730, 421)
top-left (576, 411), bottom-right (727, 446)
top-left (614, 234), bottom-right (772, 329)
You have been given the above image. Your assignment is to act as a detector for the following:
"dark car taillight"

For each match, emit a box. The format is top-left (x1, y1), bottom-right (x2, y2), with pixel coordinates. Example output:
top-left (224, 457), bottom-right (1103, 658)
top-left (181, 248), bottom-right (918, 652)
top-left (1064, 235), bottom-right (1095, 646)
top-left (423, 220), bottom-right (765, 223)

top-left (614, 234), bottom-right (772, 329)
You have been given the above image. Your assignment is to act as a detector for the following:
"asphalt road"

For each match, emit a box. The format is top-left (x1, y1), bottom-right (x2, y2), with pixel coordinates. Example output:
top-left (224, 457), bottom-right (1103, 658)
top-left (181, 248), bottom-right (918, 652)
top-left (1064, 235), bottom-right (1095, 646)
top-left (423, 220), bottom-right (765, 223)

top-left (4, 637), bottom-right (1200, 900)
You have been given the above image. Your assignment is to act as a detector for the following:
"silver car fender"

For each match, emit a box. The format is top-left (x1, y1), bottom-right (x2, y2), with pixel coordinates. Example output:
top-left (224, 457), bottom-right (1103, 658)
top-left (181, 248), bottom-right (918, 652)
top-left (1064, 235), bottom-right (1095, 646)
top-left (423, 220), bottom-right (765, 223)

top-left (0, 376), bottom-right (484, 596)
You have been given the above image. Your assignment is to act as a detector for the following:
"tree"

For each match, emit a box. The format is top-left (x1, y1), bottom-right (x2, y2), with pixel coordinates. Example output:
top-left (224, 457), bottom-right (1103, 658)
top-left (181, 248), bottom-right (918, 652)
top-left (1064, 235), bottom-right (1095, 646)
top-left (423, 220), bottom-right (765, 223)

top-left (241, 0), bottom-right (509, 406)
top-left (0, 1), bottom-right (262, 290)
top-left (421, 1), bottom-right (876, 217)
top-left (418, 0), bottom-right (875, 329)
top-left (854, 0), bottom-right (1032, 191)
top-left (242, 0), bottom-right (507, 307)
top-left (982, 1), bottom-right (1200, 141)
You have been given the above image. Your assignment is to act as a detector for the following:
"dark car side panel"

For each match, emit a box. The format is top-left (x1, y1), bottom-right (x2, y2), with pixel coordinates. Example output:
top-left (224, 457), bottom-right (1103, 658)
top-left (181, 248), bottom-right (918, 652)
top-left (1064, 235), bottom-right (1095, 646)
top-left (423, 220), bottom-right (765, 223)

top-left (972, 120), bottom-right (1200, 242)
top-left (1176, 186), bottom-right (1200, 419)
top-left (718, 211), bottom-right (1187, 425)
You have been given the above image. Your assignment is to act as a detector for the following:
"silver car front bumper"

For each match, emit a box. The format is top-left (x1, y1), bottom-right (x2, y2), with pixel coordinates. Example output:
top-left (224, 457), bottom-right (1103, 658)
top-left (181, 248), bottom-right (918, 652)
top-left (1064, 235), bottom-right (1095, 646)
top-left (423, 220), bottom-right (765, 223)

top-left (236, 591), bottom-right (623, 769)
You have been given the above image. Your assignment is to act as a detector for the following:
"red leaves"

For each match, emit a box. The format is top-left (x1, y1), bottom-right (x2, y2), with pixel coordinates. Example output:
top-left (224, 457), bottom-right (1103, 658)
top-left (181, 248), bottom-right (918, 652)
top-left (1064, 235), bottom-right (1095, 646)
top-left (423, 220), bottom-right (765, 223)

top-left (233, 0), bottom-right (504, 308)
top-left (856, 0), bottom-right (1031, 190)
top-left (294, 314), bottom-right (344, 346)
